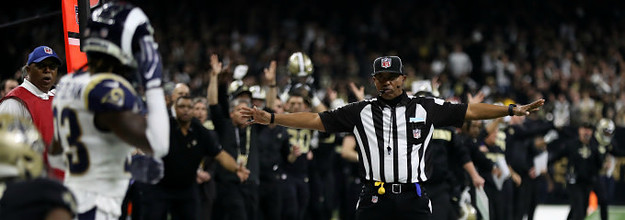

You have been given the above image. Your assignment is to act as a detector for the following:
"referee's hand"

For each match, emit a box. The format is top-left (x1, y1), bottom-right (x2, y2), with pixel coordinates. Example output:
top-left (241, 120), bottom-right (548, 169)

top-left (512, 99), bottom-right (545, 116)
top-left (241, 106), bottom-right (271, 125)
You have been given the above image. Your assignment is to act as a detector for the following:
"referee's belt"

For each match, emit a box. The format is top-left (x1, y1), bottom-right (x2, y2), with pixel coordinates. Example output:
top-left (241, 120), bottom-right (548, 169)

top-left (364, 180), bottom-right (422, 196)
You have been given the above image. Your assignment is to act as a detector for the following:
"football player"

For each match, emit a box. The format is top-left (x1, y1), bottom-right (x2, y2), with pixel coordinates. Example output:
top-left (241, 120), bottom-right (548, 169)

top-left (280, 52), bottom-right (327, 112)
top-left (50, 1), bottom-right (169, 219)
top-left (0, 114), bottom-right (77, 220)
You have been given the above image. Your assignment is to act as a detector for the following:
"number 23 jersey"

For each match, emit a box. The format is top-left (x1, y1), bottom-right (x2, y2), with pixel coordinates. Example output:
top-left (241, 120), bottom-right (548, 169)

top-left (53, 72), bottom-right (141, 197)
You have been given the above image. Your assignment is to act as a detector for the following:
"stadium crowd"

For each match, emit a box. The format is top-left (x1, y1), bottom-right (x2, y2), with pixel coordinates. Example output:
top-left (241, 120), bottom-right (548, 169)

top-left (1, 0), bottom-right (625, 219)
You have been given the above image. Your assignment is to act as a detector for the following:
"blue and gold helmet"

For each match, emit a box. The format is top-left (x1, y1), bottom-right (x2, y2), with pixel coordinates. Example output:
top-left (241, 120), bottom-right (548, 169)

top-left (83, 1), bottom-right (155, 69)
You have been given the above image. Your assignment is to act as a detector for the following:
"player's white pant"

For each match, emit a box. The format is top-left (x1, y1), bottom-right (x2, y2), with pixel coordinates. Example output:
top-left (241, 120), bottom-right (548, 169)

top-left (69, 187), bottom-right (126, 220)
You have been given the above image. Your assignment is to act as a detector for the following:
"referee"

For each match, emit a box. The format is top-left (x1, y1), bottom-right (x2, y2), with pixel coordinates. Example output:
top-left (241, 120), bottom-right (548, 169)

top-left (243, 55), bottom-right (544, 219)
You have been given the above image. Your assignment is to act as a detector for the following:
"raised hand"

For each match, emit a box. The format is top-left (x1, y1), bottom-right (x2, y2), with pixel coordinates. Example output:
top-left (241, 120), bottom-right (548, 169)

top-left (210, 54), bottom-right (223, 77)
top-left (327, 87), bottom-right (338, 102)
top-left (264, 60), bottom-right (277, 84)
top-left (348, 82), bottom-right (365, 101)
top-left (467, 91), bottom-right (485, 104)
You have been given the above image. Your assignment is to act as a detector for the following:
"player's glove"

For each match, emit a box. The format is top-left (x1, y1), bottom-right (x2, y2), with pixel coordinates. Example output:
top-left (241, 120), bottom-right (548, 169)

top-left (136, 36), bottom-right (163, 90)
top-left (129, 154), bottom-right (164, 184)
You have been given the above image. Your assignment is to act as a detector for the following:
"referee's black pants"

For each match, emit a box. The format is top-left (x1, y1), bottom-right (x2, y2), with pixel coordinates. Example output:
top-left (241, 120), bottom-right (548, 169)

top-left (425, 182), bottom-right (456, 220)
top-left (355, 182), bottom-right (431, 220)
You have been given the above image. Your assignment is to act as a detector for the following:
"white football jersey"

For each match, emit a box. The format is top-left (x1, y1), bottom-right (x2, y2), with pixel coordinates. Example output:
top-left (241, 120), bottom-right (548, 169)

top-left (53, 72), bottom-right (141, 200)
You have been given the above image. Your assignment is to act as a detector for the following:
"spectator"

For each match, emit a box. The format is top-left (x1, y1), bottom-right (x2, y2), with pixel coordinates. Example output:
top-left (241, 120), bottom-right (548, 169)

top-left (0, 79), bottom-right (18, 98)
top-left (448, 43), bottom-right (473, 80)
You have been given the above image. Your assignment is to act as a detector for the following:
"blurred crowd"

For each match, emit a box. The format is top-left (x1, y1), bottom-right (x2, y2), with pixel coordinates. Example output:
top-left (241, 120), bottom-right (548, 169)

top-left (2, 0), bottom-right (625, 219)
top-left (3, 1), bottom-right (625, 127)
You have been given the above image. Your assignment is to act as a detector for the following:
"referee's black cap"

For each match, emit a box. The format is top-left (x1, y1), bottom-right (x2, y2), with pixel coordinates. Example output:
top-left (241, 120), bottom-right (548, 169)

top-left (372, 56), bottom-right (404, 76)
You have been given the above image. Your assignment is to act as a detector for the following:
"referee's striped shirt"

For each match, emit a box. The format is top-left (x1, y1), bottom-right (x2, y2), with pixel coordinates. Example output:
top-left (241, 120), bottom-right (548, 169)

top-left (319, 92), bottom-right (467, 183)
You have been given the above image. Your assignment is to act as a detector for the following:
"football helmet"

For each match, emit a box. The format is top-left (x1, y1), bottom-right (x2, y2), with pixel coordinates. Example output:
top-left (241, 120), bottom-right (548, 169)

top-left (228, 81), bottom-right (251, 100)
top-left (0, 114), bottom-right (44, 180)
top-left (249, 85), bottom-right (266, 100)
top-left (595, 118), bottom-right (615, 145)
top-left (83, 1), bottom-right (154, 69)
top-left (287, 52), bottom-right (313, 77)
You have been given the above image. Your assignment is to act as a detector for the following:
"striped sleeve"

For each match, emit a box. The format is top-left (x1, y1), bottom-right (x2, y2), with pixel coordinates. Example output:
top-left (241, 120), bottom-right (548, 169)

top-left (319, 101), bottom-right (365, 133)
top-left (422, 98), bottom-right (467, 128)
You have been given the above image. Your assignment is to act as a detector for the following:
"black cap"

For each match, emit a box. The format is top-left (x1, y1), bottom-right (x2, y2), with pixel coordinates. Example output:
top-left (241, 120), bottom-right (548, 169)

top-left (580, 120), bottom-right (594, 129)
top-left (0, 178), bottom-right (77, 219)
top-left (372, 56), bottom-right (403, 76)
top-left (231, 85), bottom-right (252, 100)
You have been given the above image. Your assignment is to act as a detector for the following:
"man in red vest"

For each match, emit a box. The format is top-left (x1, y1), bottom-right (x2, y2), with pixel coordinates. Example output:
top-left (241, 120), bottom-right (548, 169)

top-left (0, 45), bottom-right (64, 180)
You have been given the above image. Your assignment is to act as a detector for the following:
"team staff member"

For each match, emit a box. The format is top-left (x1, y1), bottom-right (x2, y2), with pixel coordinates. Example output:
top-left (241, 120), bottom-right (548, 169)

top-left (505, 115), bottom-right (552, 220)
top-left (207, 54), bottom-right (261, 220)
top-left (256, 61), bottom-right (289, 220)
top-left (140, 96), bottom-right (249, 220)
top-left (0, 46), bottom-right (64, 180)
top-left (243, 55), bottom-right (544, 220)
top-left (548, 122), bottom-right (602, 220)
top-left (257, 98), bottom-right (289, 220)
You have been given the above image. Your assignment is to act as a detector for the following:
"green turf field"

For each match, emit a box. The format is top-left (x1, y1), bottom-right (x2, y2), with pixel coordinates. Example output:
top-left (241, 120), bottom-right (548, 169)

top-left (586, 206), bottom-right (625, 220)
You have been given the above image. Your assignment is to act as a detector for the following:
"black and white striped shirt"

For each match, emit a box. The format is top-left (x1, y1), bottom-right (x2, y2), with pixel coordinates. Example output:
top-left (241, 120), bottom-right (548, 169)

top-left (319, 92), bottom-right (467, 183)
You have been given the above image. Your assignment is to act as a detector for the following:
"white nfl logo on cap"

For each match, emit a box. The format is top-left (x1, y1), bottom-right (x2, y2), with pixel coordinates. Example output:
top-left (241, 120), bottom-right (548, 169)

top-left (381, 57), bottom-right (391, 68)
top-left (44, 47), bottom-right (53, 54)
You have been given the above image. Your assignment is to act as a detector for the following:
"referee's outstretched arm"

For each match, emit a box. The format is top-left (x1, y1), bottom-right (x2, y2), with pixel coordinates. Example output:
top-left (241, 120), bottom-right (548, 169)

top-left (243, 107), bottom-right (326, 132)
top-left (465, 99), bottom-right (545, 120)
top-left (242, 99), bottom-right (545, 132)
